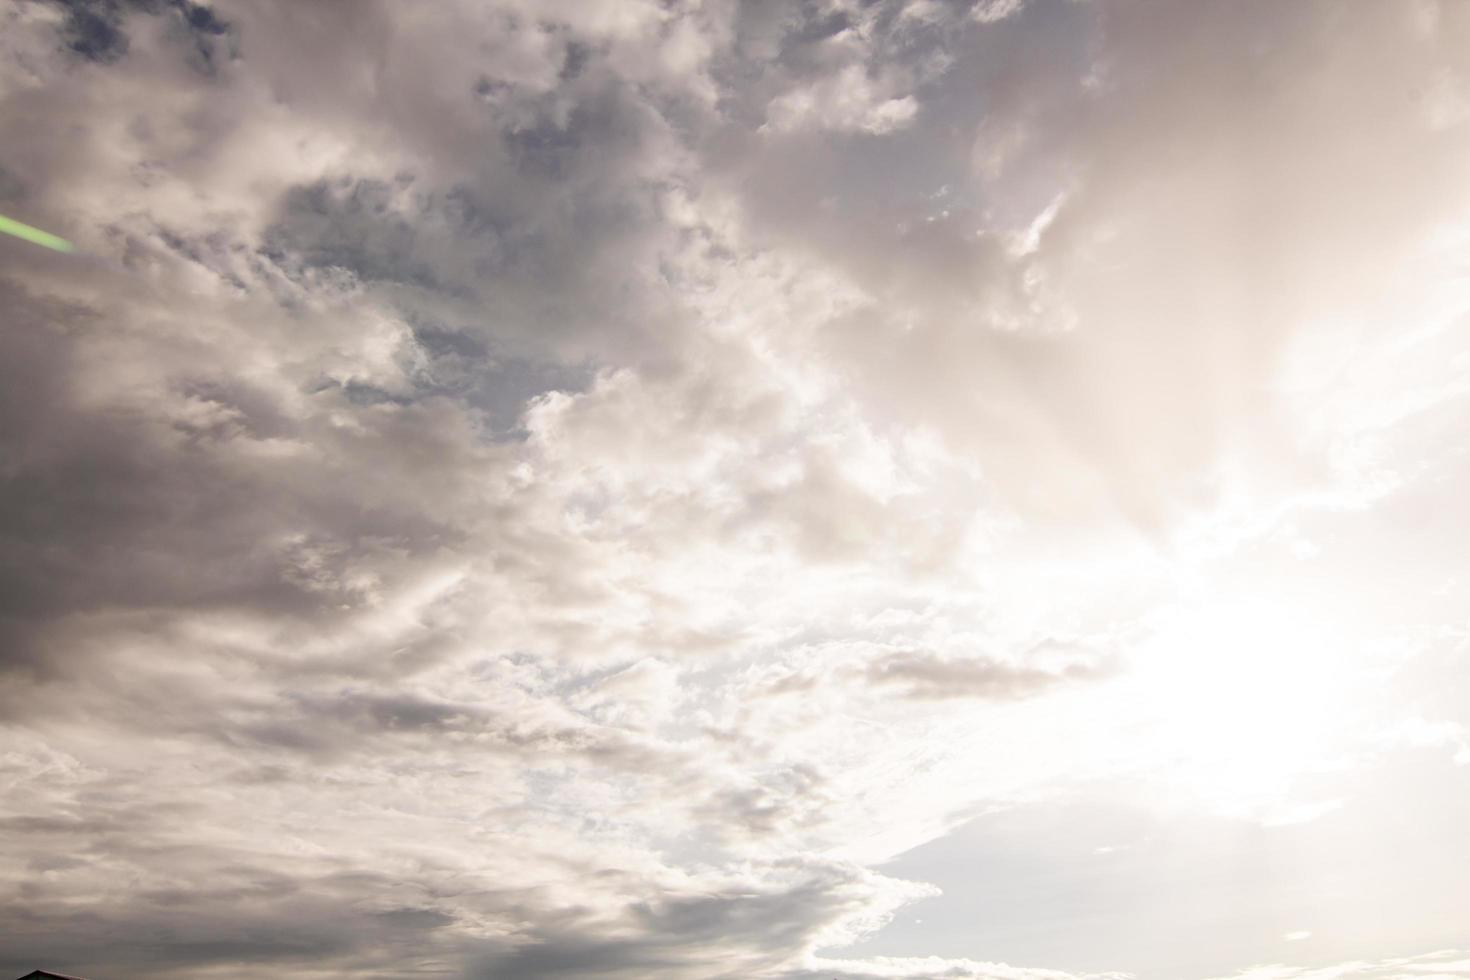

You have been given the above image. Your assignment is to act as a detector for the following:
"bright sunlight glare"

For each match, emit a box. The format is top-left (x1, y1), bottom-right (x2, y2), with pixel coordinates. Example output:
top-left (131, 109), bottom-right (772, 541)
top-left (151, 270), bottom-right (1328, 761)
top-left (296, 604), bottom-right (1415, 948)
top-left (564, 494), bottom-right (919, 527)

top-left (1126, 594), bottom-right (1360, 818)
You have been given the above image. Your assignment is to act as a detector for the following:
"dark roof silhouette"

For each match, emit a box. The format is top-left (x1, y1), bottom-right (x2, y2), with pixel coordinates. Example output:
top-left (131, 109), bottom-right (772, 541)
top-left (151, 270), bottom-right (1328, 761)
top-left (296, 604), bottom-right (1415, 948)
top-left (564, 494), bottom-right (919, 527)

top-left (16, 971), bottom-right (91, 980)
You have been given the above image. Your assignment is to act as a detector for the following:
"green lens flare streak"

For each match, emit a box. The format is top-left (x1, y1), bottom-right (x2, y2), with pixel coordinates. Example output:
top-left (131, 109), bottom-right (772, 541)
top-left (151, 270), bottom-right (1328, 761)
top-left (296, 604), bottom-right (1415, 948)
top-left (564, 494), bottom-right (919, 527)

top-left (0, 213), bottom-right (74, 253)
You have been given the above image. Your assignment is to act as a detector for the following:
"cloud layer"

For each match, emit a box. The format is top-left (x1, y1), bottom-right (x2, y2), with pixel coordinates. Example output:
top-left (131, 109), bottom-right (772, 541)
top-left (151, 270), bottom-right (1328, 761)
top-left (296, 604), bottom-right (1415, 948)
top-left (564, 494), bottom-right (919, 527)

top-left (3, 1), bottom-right (1470, 977)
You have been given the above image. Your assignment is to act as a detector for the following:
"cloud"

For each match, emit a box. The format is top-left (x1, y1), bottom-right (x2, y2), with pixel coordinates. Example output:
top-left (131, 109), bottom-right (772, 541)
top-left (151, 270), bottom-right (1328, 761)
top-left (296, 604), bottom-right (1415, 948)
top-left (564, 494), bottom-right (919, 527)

top-left (864, 650), bottom-right (1109, 701)
top-left (53, 0), bottom-right (231, 67)
top-left (1204, 950), bottom-right (1470, 980)
top-left (3, 0), bottom-right (1470, 977)
top-left (764, 64), bottom-right (919, 135)
top-left (787, 958), bottom-right (1128, 980)
top-left (471, 862), bottom-right (925, 979)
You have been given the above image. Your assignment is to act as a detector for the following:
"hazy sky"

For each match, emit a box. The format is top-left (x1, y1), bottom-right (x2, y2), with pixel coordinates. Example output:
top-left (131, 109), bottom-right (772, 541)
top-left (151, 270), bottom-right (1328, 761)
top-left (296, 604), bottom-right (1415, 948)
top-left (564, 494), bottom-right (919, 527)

top-left (2, 1), bottom-right (1469, 978)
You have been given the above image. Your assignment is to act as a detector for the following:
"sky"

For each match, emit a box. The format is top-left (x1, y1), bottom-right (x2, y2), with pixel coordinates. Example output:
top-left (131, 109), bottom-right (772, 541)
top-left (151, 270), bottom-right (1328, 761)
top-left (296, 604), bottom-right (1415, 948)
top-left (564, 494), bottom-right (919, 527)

top-left (1, 1), bottom-right (1469, 978)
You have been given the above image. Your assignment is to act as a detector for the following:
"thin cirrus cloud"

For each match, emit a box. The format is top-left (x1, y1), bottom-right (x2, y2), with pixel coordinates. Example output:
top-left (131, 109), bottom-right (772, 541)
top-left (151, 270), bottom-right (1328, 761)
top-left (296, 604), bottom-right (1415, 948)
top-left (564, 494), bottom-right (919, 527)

top-left (1, 0), bottom-right (1469, 978)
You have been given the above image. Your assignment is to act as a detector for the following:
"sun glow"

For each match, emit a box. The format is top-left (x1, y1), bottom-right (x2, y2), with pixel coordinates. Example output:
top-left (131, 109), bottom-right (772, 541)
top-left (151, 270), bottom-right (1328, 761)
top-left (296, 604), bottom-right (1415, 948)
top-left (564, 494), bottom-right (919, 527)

top-left (1127, 594), bottom-right (1359, 817)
